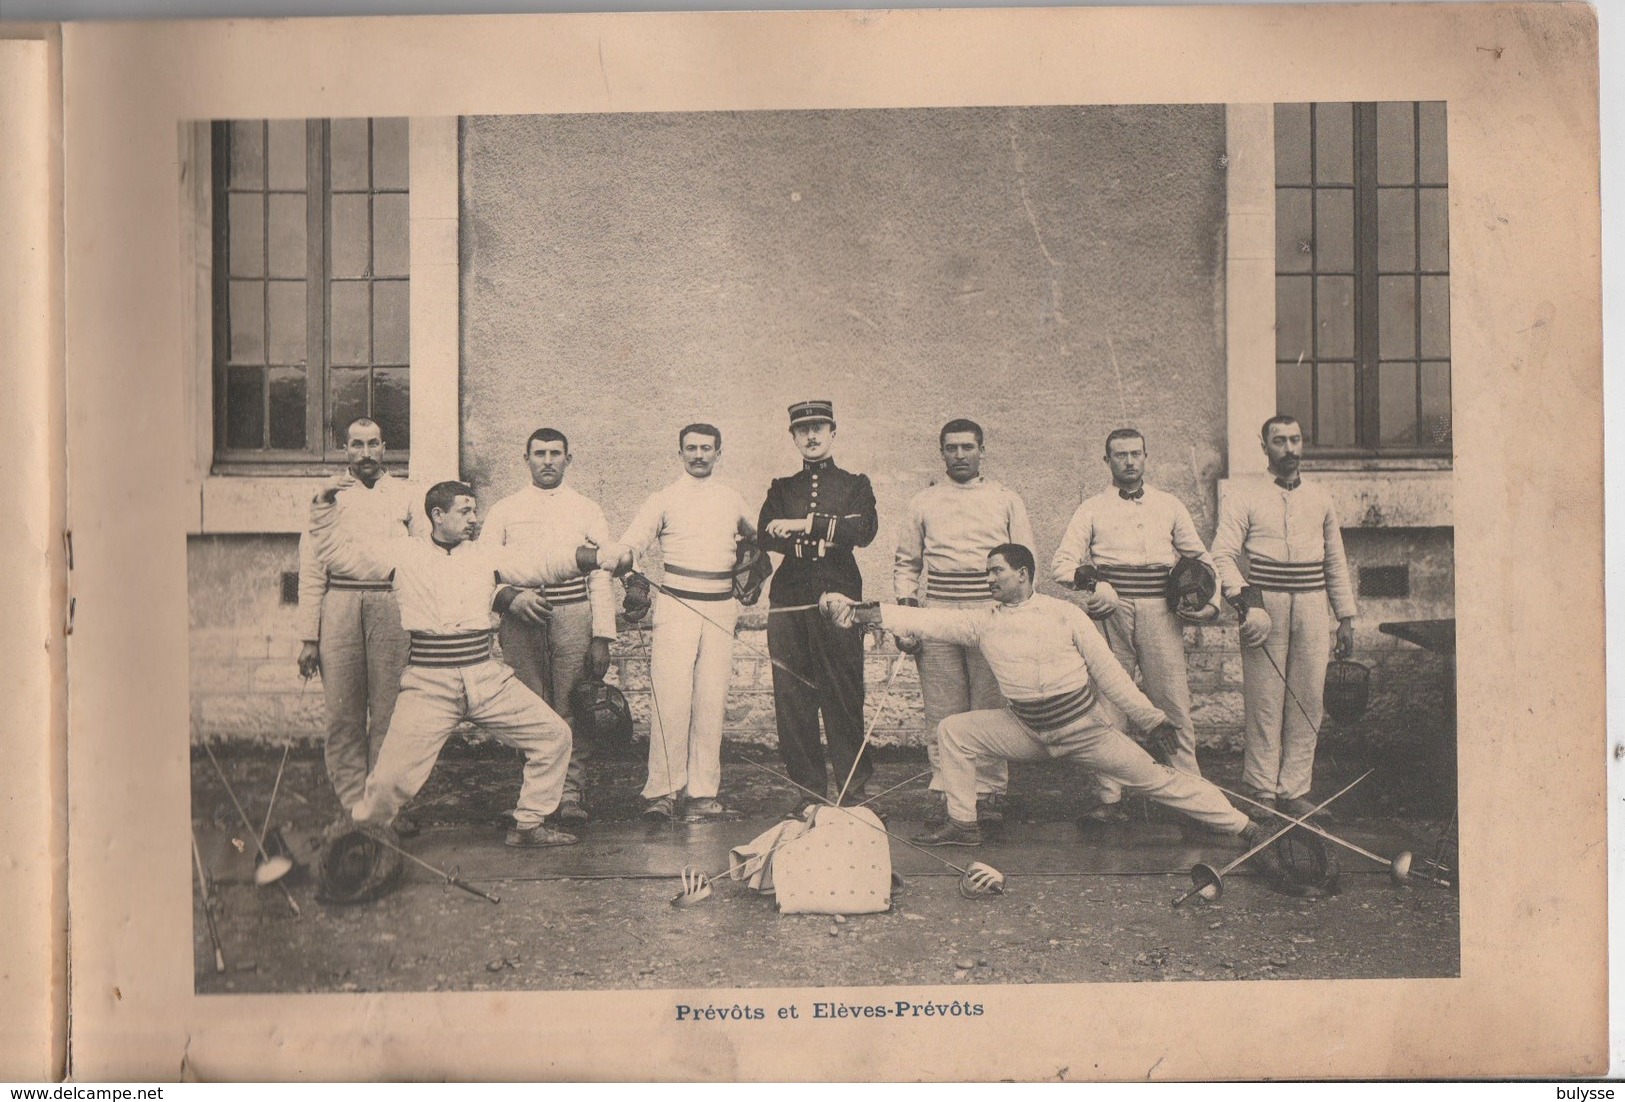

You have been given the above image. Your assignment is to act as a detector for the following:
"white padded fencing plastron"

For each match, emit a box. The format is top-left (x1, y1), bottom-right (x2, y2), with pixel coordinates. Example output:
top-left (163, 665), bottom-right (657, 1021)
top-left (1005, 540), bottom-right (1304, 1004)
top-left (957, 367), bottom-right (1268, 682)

top-left (771, 805), bottom-right (892, 915)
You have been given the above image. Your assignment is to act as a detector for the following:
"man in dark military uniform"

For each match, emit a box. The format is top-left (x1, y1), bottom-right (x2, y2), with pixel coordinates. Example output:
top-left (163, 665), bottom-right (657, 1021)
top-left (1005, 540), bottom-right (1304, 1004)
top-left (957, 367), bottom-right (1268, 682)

top-left (758, 400), bottom-right (879, 812)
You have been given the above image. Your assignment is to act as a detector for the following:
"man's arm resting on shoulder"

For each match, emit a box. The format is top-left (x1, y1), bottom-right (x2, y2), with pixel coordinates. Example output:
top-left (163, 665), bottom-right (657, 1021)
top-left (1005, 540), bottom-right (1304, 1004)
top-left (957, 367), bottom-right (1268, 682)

top-left (309, 484), bottom-right (397, 581)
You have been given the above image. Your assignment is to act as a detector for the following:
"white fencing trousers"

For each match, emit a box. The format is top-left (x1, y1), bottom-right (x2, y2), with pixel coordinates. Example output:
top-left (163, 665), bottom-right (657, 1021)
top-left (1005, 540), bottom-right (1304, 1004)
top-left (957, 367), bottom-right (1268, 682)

top-left (918, 596), bottom-right (1008, 798)
top-left (1241, 588), bottom-right (1331, 801)
top-left (1089, 597), bottom-right (1201, 804)
top-left (644, 593), bottom-right (738, 800)
top-left (499, 600), bottom-right (595, 801)
top-left (353, 660), bottom-right (573, 830)
top-left (935, 706), bottom-right (1248, 833)
top-left (317, 588), bottom-right (409, 811)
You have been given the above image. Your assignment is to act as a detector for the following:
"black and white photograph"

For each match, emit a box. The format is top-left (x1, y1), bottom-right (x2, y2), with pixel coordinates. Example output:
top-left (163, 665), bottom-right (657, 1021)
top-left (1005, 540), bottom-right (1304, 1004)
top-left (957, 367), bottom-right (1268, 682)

top-left (32, 2), bottom-right (1604, 1082)
top-left (184, 102), bottom-right (1460, 994)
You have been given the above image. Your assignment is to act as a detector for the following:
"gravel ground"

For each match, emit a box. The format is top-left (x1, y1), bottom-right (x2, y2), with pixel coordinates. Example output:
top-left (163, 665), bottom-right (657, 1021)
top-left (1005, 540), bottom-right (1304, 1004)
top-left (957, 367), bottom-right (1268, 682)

top-left (191, 743), bottom-right (1459, 993)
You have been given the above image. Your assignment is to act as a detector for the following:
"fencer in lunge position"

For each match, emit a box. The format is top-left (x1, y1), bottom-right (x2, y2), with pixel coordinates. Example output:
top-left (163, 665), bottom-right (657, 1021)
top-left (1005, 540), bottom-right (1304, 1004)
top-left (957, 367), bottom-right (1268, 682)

top-left (818, 544), bottom-right (1283, 874)
top-left (893, 418), bottom-right (1033, 827)
top-left (617, 423), bottom-right (759, 821)
top-left (1050, 427), bottom-right (1221, 822)
top-left (1211, 414), bottom-right (1357, 820)
top-left (310, 474), bottom-right (633, 847)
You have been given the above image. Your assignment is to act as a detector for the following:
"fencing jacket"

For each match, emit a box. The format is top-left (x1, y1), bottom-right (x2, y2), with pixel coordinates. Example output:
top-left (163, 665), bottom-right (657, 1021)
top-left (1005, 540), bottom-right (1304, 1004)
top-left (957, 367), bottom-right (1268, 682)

top-left (483, 483), bottom-right (617, 639)
top-left (310, 495), bottom-right (588, 635)
top-left (1210, 475), bottom-right (1357, 620)
top-left (296, 473), bottom-right (415, 642)
top-left (880, 593), bottom-right (1168, 735)
top-left (618, 472), bottom-right (754, 600)
top-left (893, 477), bottom-right (1033, 604)
top-left (1050, 485), bottom-right (1216, 596)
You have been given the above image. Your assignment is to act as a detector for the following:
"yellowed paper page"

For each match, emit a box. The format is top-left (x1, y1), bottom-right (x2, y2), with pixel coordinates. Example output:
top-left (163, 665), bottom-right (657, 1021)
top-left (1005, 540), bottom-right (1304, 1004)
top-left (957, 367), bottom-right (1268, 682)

top-left (0, 28), bottom-right (69, 1084)
top-left (61, 4), bottom-right (1603, 1080)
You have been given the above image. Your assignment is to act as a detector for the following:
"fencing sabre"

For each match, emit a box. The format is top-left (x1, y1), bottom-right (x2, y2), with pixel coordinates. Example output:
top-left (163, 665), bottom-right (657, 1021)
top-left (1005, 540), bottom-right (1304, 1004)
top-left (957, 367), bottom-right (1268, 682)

top-left (190, 827), bottom-right (227, 974)
top-left (201, 742), bottom-right (299, 915)
top-left (361, 827), bottom-right (501, 904)
top-left (629, 570), bottom-right (818, 692)
top-left (1171, 769), bottom-right (1370, 906)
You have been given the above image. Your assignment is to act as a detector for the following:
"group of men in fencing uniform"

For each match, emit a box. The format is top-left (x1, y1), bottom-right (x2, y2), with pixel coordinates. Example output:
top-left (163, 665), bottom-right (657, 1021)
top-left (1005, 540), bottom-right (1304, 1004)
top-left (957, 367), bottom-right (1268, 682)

top-left (296, 404), bottom-right (1355, 855)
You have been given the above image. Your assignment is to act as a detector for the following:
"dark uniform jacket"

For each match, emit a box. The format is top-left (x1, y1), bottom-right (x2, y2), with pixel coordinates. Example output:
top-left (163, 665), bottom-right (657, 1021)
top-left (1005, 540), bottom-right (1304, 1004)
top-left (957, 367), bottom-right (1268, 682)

top-left (757, 458), bottom-right (878, 605)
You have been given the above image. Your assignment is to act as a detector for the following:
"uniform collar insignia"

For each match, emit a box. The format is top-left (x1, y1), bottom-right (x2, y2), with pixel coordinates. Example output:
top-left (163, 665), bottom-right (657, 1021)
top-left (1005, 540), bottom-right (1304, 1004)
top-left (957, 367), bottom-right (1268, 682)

top-left (803, 458), bottom-right (835, 472)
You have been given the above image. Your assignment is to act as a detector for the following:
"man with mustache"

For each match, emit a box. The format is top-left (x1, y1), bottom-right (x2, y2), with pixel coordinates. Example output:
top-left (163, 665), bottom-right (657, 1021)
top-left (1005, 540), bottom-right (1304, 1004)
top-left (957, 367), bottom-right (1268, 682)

top-left (617, 423), bottom-right (759, 821)
top-left (483, 428), bottom-right (617, 826)
top-left (893, 418), bottom-right (1033, 829)
top-left (1211, 414), bottom-right (1358, 819)
top-left (1051, 428), bottom-right (1220, 825)
top-left (295, 418), bottom-right (416, 830)
top-left (310, 476), bottom-right (634, 846)
top-left (758, 400), bottom-right (879, 813)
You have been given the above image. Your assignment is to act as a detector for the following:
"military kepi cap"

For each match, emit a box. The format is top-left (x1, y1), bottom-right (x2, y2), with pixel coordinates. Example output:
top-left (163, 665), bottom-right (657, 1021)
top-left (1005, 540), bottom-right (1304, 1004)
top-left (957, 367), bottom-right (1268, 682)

top-left (788, 399), bottom-right (835, 428)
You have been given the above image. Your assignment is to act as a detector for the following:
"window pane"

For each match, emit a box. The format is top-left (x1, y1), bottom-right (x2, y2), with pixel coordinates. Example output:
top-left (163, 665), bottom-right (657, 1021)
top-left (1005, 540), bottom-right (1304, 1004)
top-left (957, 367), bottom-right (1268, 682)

top-left (267, 367), bottom-right (308, 449)
top-left (1421, 362), bottom-right (1452, 446)
top-left (1276, 275), bottom-right (1312, 362)
top-left (1379, 274), bottom-right (1417, 359)
top-left (266, 120), bottom-right (307, 191)
top-left (228, 121), bottom-right (264, 189)
top-left (1376, 102), bottom-right (1415, 185)
top-left (1277, 361), bottom-right (1313, 440)
top-left (1314, 102), bottom-right (1353, 185)
top-left (373, 118), bottom-right (409, 190)
top-left (1419, 188), bottom-right (1449, 272)
top-left (330, 194), bottom-right (371, 278)
top-left (330, 119), bottom-right (371, 190)
top-left (225, 365), bottom-right (264, 450)
top-left (1276, 188), bottom-right (1312, 273)
top-left (1420, 275), bottom-right (1451, 359)
top-left (1317, 275), bottom-right (1355, 359)
top-left (228, 280), bottom-right (265, 363)
top-left (1377, 187), bottom-right (1416, 272)
top-left (267, 280), bottom-right (308, 364)
top-left (1418, 101), bottom-right (1448, 185)
top-left (330, 280), bottom-right (371, 364)
top-left (372, 367), bottom-right (410, 450)
top-left (227, 193), bottom-right (264, 278)
top-left (1315, 362), bottom-right (1356, 446)
top-left (373, 280), bottom-right (409, 364)
top-left (373, 192), bottom-right (410, 278)
top-left (1314, 188), bottom-right (1354, 272)
top-left (267, 192), bottom-right (307, 279)
top-left (328, 368), bottom-right (371, 447)
top-left (1274, 103), bottom-right (1312, 186)
top-left (1378, 361), bottom-right (1418, 446)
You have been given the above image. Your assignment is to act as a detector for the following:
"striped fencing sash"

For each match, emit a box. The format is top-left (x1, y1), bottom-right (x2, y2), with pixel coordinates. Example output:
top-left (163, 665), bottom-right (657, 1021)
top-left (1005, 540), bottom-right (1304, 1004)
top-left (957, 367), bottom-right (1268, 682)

top-left (1007, 684), bottom-right (1099, 733)
top-left (1094, 563), bottom-right (1172, 600)
top-left (408, 630), bottom-right (495, 668)
top-left (925, 568), bottom-right (992, 602)
top-left (662, 561), bottom-right (735, 602)
top-left (1248, 559), bottom-right (1327, 592)
top-left (327, 574), bottom-right (394, 592)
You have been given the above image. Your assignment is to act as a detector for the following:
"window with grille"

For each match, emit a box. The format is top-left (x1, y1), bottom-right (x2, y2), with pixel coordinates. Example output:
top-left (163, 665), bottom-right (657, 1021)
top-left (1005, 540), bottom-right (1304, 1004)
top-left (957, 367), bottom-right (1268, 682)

top-left (1274, 102), bottom-right (1451, 458)
top-left (212, 118), bottom-right (410, 471)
